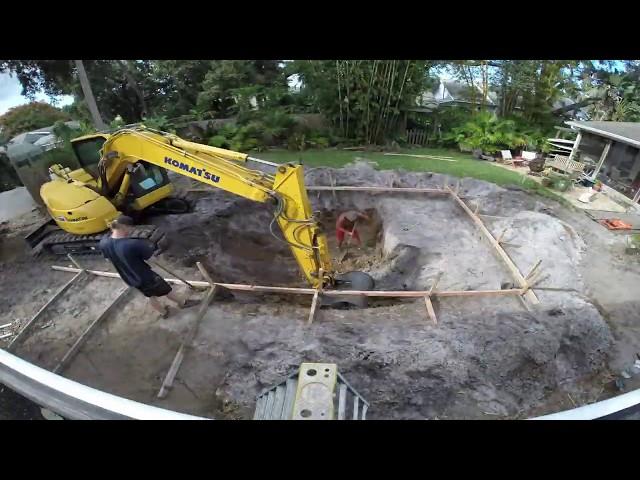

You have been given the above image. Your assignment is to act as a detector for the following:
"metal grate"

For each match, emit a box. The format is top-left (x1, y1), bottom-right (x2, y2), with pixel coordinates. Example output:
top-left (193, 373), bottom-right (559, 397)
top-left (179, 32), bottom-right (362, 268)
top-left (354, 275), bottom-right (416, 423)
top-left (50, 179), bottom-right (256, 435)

top-left (253, 366), bottom-right (369, 420)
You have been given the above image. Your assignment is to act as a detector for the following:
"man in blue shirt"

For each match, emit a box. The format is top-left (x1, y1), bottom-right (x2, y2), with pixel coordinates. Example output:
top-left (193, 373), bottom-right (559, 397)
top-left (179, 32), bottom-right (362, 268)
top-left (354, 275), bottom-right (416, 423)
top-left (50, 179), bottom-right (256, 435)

top-left (99, 215), bottom-right (192, 318)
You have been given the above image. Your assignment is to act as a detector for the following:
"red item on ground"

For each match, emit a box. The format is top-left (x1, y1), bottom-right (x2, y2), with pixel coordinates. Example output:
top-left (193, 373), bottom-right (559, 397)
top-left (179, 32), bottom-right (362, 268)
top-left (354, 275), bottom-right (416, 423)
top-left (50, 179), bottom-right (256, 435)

top-left (599, 219), bottom-right (632, 230)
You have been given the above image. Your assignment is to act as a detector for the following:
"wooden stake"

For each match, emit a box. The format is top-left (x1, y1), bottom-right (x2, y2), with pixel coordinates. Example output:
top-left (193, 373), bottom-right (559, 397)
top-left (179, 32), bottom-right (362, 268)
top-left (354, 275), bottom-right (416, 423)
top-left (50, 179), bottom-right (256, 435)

top-left (8, 270), bottom-right (86, 352)
top-left (526, 273), bottom-right (550, 291)
top-left (525, 259), bottom-right (543, 280)
top-left (446, 187), bottom-right (540, 306)
top-left (328, 171), bottom-right (338, 204)
top-left (383, 153), bottom-right (455, 160)
top-left (306, 186), bottom-right (449, 194)
top-left (53, 287), bottom-right (131, 374)
top-left (517, 295), bottom-right (531, 312)
top-left (190, 185), bottom-right (451, 195)
top-left (429, 272), bottom-right (443, 294)
top-left (532, 286), bottom-right (577, 292)
top-left (308, 290), bottom-right (320, 325)
top-left (196, 261), bottom-right (214, 285)
top-left (317, 268), bottom-right (325, 293)
top-left (158, 284), bottom-right (219, 399)
top-left (150, 260), bottom-right (198, 291)
top-left (424, 296), bottom-right (438, 325)
top-left (51, 266), bottom-right (525, 298)
top-left (67, 254), bottom-right (84, 271)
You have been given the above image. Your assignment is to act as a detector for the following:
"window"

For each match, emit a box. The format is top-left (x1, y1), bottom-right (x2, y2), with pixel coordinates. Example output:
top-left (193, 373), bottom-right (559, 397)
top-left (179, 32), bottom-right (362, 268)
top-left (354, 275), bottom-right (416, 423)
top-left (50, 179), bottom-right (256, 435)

top-left (72, 136), bottom-right (107, 177)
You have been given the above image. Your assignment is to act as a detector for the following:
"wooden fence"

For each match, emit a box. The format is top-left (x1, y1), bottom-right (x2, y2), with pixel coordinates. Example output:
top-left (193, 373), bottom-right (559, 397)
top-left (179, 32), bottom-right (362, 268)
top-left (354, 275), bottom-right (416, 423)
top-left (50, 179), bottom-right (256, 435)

top-left (406, 129), bottom-right (427, 146)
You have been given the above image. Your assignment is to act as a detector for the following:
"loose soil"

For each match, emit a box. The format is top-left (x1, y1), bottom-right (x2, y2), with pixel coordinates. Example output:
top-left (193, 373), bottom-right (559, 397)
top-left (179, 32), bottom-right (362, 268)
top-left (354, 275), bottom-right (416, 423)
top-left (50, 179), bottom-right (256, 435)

top-left (2, 161), bottom-right (640, 419)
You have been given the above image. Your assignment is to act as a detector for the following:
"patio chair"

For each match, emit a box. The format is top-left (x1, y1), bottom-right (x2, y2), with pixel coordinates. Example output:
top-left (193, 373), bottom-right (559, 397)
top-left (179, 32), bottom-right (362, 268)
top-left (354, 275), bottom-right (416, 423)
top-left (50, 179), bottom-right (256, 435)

top-left (500, 150), bottom-right (514, 165)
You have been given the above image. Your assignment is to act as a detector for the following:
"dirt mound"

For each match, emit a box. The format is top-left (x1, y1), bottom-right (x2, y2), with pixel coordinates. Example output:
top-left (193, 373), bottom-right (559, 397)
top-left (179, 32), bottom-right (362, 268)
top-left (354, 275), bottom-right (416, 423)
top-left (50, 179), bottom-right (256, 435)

top-left (213, 300), bottom-right (611, 419)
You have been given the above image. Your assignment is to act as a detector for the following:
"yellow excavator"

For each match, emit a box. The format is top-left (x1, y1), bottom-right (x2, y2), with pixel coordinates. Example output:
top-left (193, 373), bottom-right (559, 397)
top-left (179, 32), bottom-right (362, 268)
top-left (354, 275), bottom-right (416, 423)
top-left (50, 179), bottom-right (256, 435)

top-left (27, 126), bottom-right (370, 292)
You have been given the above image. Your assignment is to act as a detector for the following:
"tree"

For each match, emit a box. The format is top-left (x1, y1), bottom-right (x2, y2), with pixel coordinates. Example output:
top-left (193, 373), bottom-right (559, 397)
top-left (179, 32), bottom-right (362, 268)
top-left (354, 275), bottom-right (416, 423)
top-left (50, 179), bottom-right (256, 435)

top-left (0, 60), bottom-right (75, 98)
top-left (1, 60), bottom-right (160, 124)
top-left (450, 60), bottom-right (491, 109)
top-left (554, 61), bottom-right (640, 122)
top-left (0, 102), bottom-right (70, 141)
top-left (291, 60), bottom-right (433, 144)
top-left (149, 60), bottom-right (214, 118)
top-left (196, 60), bottom-right (287, 118)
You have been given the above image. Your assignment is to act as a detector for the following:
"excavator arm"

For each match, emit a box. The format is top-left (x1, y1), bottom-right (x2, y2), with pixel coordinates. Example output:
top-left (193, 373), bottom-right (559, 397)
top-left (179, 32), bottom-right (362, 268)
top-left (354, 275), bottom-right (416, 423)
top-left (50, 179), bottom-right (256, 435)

top-left (98, 127), bottom-right (334, 288)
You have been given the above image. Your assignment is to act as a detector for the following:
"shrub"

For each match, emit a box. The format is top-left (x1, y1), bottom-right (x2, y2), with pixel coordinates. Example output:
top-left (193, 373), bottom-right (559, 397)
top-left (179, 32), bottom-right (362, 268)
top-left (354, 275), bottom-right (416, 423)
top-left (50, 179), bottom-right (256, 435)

top-left (142, 115), bottom-right (175, 132)
top-left (207, 135), bottom-right (228, 148)
top-left (446, 112), bottom-right (529, 154)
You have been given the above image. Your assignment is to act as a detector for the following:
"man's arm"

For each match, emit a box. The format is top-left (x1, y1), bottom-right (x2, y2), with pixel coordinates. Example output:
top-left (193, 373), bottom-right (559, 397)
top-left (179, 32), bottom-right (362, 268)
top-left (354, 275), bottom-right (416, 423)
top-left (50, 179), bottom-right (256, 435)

top-left (98, 237), bottom-right (110, 259)
top-left (134, 238), bottom-right (156, 260)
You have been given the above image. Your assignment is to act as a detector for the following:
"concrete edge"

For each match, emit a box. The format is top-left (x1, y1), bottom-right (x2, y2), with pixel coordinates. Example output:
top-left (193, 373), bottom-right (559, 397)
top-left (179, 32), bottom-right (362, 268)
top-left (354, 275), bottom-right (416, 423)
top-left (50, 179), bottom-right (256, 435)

top-left (5, 346), bottom-right (640, 421)
top-left (0, 349), bottom-right (208, 420)
top-left (531, 387), bottom-right (640, 420)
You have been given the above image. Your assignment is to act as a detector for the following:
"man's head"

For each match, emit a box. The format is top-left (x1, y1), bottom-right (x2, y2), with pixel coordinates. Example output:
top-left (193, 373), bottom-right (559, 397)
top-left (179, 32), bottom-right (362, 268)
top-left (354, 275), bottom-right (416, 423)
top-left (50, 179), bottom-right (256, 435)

top-left (108, 215), bottom-right (134, 237)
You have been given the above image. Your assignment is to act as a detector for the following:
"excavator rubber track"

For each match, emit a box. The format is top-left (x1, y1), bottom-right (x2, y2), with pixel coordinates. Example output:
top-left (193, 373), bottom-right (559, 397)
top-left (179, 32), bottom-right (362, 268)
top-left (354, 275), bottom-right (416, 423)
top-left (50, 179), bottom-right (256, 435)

top-left (38, 226), bottom-right (166, 256)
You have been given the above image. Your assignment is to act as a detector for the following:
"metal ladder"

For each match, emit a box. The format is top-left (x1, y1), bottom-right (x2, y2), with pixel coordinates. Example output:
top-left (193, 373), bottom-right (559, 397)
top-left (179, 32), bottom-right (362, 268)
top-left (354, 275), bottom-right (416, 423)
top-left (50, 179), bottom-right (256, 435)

top-left (253, 363), bottom-right (369, 420)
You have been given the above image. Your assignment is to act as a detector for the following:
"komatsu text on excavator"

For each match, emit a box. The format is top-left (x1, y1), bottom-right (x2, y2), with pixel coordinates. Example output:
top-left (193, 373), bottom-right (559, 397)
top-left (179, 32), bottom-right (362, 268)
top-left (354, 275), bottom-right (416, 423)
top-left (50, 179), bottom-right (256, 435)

top-left (27, 126), bottom-right (373, 293)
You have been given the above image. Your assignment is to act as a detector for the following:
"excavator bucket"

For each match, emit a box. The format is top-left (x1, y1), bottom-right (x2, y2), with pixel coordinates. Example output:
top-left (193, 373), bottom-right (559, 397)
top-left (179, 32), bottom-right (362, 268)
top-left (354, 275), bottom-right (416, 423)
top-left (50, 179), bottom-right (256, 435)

top-left (323, 271), bottom-right (375, 308)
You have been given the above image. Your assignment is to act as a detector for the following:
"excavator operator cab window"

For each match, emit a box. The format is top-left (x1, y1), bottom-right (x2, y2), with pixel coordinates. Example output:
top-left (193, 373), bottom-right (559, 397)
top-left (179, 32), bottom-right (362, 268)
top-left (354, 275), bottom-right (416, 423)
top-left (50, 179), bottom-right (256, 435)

top-left (128, 161), bottom-right (170, 198)
top-left (72, 136), bottom-right (107, 178)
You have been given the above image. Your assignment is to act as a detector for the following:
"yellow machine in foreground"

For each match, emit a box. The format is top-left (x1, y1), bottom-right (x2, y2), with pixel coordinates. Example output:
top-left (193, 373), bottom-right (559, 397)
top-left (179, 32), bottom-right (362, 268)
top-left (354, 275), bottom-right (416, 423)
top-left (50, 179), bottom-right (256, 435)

top-left (32, 126), bottom-right (335, 288)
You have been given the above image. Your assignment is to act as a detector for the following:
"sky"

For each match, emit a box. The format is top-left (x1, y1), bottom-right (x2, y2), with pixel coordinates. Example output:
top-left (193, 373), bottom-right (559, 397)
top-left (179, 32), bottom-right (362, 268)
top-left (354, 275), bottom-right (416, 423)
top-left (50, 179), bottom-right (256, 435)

top-left (434, 60), bottom-right (629, 85)
top-left (0, 72), bottom-right (74, 116)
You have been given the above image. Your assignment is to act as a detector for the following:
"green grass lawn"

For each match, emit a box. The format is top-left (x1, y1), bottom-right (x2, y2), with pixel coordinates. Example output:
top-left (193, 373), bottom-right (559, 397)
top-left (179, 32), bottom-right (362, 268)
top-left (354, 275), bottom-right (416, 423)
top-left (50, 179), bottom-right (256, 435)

top-left (258, 147), bottom-right (561, 201)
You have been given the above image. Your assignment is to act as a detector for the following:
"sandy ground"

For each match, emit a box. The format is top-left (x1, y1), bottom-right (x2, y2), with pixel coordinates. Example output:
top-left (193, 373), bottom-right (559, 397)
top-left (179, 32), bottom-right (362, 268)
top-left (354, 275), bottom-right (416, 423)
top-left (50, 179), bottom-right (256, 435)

top-left (2, 162), bottom-right (640, 419)
top-left (0, 385), bottom-right (42, 420)
top-left (491, 161), bottom-right (633, 213)
top-left (0, 187), bottom-right (38, 223)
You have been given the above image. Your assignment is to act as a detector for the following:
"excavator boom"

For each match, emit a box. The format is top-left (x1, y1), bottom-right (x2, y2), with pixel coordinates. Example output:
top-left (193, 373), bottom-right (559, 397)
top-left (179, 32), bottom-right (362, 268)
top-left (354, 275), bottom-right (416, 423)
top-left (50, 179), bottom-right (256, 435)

top-left (96, 128), bottom-right (333, 288)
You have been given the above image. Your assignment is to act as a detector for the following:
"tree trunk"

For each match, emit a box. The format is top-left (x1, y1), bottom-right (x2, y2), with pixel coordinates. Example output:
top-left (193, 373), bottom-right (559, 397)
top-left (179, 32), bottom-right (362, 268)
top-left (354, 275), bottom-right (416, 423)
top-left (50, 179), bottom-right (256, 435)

top-left (75, 60), bottom-right (107, 130)
top-left (336, 61), bottom-right (344, 137)
top-left (481, 61), bottom-right (488, 109)
top-left (119, 60), bottom-right (148, 118)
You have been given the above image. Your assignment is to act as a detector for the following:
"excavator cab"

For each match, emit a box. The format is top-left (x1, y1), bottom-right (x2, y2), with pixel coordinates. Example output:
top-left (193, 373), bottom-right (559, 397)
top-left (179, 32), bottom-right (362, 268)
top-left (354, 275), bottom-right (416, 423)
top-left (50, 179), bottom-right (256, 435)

top-left (70, 134), bottom-right (175, 211)
top-left (31, 132), bottom-right (181, 254)
top-left (72, 134), bottom-right (107, 179)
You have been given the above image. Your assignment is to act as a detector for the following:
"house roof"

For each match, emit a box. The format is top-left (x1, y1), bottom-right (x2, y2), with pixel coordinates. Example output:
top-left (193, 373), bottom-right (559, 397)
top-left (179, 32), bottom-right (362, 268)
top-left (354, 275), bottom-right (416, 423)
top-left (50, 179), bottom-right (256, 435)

top-left (553, 97), bottom-right (590, 120)
top-left (566, 121), bottom-right (640, 149)
top-left (441, 81), bottom-right (496, 105)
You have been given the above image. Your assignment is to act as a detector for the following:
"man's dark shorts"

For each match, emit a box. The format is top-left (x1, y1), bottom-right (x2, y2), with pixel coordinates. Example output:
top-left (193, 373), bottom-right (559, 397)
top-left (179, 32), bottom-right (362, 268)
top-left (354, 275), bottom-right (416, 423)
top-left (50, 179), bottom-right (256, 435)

top-left (138, 274), bottom-right (172, 298)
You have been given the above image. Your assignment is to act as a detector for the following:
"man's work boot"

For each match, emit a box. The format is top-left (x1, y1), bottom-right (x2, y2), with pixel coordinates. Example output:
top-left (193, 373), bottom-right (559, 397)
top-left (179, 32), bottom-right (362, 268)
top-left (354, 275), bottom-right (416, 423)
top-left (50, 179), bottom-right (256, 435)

top-left (179, 298), bottom-right (202, 309)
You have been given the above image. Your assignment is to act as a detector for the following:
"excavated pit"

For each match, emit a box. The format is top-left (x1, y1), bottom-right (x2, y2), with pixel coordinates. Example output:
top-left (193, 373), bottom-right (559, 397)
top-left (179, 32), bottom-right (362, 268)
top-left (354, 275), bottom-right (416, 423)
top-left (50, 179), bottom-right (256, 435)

top-left (1, 161), bottom-right (618, 419)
